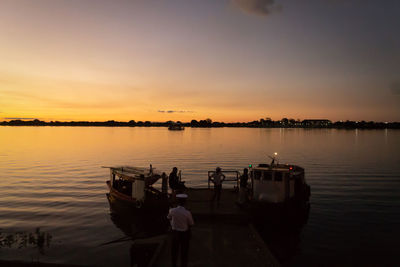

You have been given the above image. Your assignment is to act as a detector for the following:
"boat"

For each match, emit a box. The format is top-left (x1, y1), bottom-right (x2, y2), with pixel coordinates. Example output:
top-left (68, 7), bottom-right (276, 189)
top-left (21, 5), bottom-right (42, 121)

top-left (168, 124), bottom-right (184, 130)
top-left (245, 161), bottom-right (310, 220)
top-left (247, 155), bottom-right (310, 222)
top-left (248, 159), bottom-right (310, 205)
top-left (104, 155), bottom-right (310, 221)
top-left (208, 155), bottom-right (310, 221)
top-left (105, 165), bottom-right (169, 213)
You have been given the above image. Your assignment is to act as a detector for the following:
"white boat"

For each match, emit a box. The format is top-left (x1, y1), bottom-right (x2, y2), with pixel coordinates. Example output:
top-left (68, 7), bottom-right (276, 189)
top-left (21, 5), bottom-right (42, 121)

top-left (249, 163), bottom-right (310, 205)
top-left (207, 156), bottom-right (310, 220)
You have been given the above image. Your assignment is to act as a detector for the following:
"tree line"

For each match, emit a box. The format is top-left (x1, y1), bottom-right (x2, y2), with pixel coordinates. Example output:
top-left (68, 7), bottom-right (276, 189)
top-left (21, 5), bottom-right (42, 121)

top-left (1, 118), bottom-right (399, 129)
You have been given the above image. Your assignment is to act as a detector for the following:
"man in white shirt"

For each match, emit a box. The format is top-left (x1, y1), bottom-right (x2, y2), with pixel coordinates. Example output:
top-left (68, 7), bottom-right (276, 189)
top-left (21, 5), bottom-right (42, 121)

top-left (167, 193), bottom-right (194, 267)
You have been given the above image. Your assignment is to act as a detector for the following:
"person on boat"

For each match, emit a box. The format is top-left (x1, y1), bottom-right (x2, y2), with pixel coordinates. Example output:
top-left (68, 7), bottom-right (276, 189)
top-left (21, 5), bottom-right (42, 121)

top-left (167, 193), bottom-right (194, 267)
top-left (169, 167), bottom-right (186, 192)
top-left (238, 168), bottom-right (249, 204)
top-left (210, 167), bottom-right (225, 204)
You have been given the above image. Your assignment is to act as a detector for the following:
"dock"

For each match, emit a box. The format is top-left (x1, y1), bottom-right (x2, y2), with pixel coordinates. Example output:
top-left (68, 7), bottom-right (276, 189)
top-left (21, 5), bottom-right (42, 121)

top-left (185, 188), bottom-right (248, 221)
top-left (151, 188), bottom-right (280, 267)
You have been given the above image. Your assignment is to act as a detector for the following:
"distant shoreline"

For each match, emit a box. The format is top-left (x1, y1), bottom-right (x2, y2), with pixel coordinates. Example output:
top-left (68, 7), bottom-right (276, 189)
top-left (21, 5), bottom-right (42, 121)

top-left (1, 119), bottom-right (399, 129)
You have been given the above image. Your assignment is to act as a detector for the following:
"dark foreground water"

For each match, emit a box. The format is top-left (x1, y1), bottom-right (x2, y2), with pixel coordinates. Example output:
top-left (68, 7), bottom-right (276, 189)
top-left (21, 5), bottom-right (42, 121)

top-left (0, 127), bottom-right (399, 266)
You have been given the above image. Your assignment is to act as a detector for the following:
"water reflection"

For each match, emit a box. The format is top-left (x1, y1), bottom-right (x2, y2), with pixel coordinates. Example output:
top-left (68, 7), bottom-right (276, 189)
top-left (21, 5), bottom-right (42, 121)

top-left (106, 194), bottom-right (169, 238)
top-left (106, 194), bottom-right (169, 266)
top-left (0, 127), bottom-right (399, 265)
top-left (0, 228), bottom-right (52, 255)
top-left (254, 204), bottom-right (310, 264)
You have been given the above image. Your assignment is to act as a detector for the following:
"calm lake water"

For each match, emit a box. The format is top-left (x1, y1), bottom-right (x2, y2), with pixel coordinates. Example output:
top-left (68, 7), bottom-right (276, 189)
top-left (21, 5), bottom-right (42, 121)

top-left (0, 127), bottom-right (399, 266)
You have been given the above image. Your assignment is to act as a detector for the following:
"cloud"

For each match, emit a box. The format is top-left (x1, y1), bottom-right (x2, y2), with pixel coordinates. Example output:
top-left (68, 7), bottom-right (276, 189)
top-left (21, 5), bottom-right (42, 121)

top-left (232, 0), bottom-right (282, 17)
top-left (4, 117), bottom-right (36, 120)
top-left (158, 110), bottom-right (194, 114)
top-left (390, 82), bottom-right (400, 95)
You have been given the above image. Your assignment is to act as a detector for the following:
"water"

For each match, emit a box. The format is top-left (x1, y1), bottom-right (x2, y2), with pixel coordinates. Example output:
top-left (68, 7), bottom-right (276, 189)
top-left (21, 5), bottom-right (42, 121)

top-left (0, 127), bottom-right (399, 266)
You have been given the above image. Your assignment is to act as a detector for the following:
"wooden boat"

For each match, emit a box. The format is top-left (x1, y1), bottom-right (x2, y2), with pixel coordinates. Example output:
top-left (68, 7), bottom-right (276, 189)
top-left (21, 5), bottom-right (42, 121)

top-left (105, 165), bottom-right (169, 212)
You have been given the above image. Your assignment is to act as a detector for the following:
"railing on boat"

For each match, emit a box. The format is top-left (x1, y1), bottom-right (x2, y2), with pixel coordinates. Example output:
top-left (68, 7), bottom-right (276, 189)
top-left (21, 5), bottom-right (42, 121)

top-left (207, 170), bottom-right (240, 189)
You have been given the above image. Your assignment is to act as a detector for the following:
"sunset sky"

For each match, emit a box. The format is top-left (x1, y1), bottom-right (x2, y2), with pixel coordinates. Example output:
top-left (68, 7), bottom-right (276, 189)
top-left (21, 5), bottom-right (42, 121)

top-left (1, 0), bottom-right (399, 122)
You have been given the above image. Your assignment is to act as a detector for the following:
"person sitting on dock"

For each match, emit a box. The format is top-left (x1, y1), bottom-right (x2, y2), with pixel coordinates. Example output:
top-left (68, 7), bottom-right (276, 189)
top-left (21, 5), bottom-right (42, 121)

top-left (210, 167), bottom-right (225, 204)
top-left (167, 193), bottom-right (194, 267)
top-left (169, 167), bottom-right (186, 193)
top-left (238, 168), bottom-right (249, 204)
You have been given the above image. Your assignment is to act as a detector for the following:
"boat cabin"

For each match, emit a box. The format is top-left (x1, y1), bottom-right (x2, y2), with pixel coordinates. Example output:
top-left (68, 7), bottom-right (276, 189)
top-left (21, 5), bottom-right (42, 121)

top-left (249, 164), bottom-right (306, 203)
top-left (107, 166), bottom-right (164, 205)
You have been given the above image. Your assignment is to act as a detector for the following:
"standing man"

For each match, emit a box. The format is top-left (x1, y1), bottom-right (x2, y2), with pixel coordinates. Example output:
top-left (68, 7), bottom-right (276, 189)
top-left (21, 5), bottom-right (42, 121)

top-left (210, 167), bottom-right (226, 205)
top-left (238, 168), bottom-right (249, 204)
top-left (167, 194), bottom-right (194, 267)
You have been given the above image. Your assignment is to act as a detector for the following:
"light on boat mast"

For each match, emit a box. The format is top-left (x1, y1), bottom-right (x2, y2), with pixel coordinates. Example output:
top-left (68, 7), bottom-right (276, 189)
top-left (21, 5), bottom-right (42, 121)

top-left (269, 152), bottom-right (278, 166)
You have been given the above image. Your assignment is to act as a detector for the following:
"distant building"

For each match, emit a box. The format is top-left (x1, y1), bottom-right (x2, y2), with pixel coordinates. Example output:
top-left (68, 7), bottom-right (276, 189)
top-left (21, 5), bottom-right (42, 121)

top-left (302, 119), bottom-right (332, 127)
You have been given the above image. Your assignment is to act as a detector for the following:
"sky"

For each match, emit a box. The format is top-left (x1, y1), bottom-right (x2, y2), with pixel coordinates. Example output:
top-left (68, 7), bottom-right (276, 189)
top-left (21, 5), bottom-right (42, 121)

top-left (0, 0), bottom-right (399, 122)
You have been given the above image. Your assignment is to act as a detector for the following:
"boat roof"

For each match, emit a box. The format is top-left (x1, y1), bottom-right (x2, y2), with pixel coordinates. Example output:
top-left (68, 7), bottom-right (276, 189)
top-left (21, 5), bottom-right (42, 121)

top-left (108, 166), bottom-right (160, 181)
top-left (254, 167), bottom-right (291, 172)
top-left (251, 164), bottom-right (304, 172)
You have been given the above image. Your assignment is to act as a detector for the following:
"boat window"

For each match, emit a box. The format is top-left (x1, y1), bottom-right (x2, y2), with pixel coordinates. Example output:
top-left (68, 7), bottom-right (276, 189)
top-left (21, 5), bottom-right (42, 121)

top-left (274, 172), bottom-right (283, 181)
top-left (254, 170), bottom-right (261, 180)
top-left (263, 171), bottom-right (272, 181)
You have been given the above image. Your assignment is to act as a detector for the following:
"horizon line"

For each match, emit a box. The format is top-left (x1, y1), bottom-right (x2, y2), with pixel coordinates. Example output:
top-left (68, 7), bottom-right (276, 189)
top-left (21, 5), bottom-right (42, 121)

top-left (1, 118), bottom-right (399, 124)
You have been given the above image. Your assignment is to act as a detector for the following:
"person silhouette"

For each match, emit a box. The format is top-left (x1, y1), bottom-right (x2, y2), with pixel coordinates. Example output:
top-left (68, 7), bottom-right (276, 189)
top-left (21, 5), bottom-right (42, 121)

top-left (238, 168), bottom-right (249, 204)
top-left (210, 167), bottom-right (225, 204)
top-left (169, 167), bottom-right (186, 193)
top-left (167, 194), bottom-right (194, 267)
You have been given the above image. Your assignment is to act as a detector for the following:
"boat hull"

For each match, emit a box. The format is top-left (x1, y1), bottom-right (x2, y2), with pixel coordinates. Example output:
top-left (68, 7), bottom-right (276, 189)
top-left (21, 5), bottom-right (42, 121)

top-left (242, 194), bottom-right (310, 226)
top-left (239, 183), bottom-right (310, 225)
top-left (106, 181), bottom-right (169, 213)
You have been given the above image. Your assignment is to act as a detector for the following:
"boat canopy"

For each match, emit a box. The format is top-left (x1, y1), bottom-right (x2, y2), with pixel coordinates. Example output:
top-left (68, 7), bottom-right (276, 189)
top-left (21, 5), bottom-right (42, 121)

top-left (107, 166), bottom-right (161, 186)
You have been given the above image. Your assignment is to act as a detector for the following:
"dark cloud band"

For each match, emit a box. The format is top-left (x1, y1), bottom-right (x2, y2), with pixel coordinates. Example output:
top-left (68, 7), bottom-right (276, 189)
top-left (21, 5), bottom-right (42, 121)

top-left (232, 0), bottom-right (282, 16)
top-left (4, 117), bottom-right (36, 120)
top-left (158, 110), bottom-right (194, 114)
